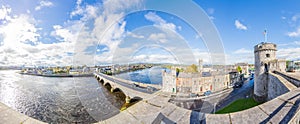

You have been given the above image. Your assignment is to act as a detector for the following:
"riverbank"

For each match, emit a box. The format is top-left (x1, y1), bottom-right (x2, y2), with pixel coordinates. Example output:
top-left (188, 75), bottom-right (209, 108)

top-left (18, 72), bottom-right (93, 77)
top-left (103, 66), bottom-right (153, 76)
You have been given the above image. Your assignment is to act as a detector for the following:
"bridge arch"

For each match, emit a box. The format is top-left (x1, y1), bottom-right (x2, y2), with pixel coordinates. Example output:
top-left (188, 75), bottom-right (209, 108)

top-left (99, 79), bottom-right (104, 84)
top-left (112, 87), bottom-right (123, 92)
top-left (104, 82), bottom-right (112, 90)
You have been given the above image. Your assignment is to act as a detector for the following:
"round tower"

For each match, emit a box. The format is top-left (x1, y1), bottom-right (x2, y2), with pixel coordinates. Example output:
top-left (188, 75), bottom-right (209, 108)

top-left (254, 42), bottom-right (277, 102)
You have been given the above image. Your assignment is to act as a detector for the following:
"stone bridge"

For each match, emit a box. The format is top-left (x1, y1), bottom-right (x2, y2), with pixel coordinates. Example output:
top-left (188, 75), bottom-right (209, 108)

top-left (94, 72), bottom-right (161, 103)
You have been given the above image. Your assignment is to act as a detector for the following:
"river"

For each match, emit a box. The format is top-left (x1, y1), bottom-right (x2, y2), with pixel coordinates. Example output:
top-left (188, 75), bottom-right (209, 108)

top-left (0, 67), bottom-right (164, 123)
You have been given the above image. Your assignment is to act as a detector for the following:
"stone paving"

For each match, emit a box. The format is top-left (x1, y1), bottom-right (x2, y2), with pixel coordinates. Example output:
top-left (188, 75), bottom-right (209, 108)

top-left (97, 88), bottom-right (300, 124)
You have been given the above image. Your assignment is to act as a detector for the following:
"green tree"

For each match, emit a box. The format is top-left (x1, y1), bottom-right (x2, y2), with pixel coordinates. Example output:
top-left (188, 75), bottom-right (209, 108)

top-left (164, 65), bottom-right (172, 69)
top-left (185, 64), bottom-right (198, 73)
top-left (237, 66), bottom-right (242, 73)
top-left (286, 60), bottom-right (291, 69)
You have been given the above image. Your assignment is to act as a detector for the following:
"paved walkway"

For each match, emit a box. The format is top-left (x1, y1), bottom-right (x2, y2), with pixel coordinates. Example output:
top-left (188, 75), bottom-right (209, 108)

top-left (0, 102), bottom-right (45, 124)
top-left (96, 88), bottom-right (300, 124)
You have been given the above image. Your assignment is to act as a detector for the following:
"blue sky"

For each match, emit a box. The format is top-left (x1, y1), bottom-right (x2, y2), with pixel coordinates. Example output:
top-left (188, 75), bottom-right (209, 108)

top-left (0, 0), bottom-right (300, 66)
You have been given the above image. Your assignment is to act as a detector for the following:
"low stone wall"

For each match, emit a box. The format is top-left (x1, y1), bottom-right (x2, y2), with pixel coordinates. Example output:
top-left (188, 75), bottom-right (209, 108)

top-left (268, 72), bottom-right (297, 100)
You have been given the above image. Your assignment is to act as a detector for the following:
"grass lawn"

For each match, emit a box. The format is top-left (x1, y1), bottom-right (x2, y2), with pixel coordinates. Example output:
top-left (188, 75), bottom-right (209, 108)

top-left (215, 98), bottom-right (261, 114)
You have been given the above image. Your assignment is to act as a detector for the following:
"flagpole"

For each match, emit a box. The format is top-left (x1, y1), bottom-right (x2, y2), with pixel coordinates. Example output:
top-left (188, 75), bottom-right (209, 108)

top-left (264, 29), bottom-right (267, 42)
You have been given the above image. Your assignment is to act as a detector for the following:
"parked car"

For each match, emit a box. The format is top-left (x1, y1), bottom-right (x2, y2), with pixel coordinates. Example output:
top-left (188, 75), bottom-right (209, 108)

top-left (131, 83), bottom-right (139, 88)
top-left (234, 83), bottom-right (243, 88)
top-left (190, 93), bottom-right (198, 97)
top-left (146, 86), bottom-right (156, 92)
top-left (204, 91), bottom-right (212, 96)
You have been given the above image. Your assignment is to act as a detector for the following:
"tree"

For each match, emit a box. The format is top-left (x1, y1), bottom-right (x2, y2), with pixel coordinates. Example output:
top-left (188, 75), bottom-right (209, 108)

top-left (286, 60), bottom-right (291, 69)
top-left (237, 66), bottom-right (242, 73)
top-left (185, 64), bottom-right (198, 73)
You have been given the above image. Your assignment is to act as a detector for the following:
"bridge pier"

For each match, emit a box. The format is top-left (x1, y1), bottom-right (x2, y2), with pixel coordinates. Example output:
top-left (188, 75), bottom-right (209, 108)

top-left (125, 96), bottom-right (131, 104)
top-left (110, 88), bottom-right (115, 93)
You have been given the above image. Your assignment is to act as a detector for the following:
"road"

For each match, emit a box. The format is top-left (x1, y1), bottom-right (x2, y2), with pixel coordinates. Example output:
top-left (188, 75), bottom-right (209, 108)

top-left (204, 77), bottom-right (254, 113)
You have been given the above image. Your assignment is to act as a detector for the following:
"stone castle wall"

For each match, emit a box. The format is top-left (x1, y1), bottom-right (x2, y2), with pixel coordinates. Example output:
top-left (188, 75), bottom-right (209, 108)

top-left (267, 72), bottom-right (296, 100)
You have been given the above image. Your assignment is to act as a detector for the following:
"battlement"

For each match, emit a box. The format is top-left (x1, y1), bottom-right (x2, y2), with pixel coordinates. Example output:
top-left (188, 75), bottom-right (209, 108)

top-left (254, 42), bottom-right (277, 53)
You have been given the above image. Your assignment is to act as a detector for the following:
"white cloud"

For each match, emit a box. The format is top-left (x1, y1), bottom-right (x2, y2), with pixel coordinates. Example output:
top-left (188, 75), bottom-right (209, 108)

top-left (127, 32), bottom-right (144, 39)
top-left (294, 41), bottom-right (300, 45)
top-left (281, 16), bottom-right (286, 20)
top-left (68, 0), bottom-right (143, 65)
top-left (144, 12), bottom-right (177, 32)
top-left (2, 0), bottom-right (218, 66)
top-left (235, 20), bottom-right (247, 30)
top-left (0, 5), bottom-right (11, 20)
top-left (277, 47), bottom-right (300, 60)
top-left (70, 0), bottom-right (84, 17)
top-left (0, 13), bottom-right (43, 66)
top-left (233, 48), bottom-right (252, 54)
top-left (292, 14), bottom-right (300, 22)
top-left (287, 27), bottom-right (300, 37)
top-left (131, 54), bottom-right (179, 64)
top-left (148, 33), bottom-right (167, 43)
top-left (35, 0), bottom-right (54, 11)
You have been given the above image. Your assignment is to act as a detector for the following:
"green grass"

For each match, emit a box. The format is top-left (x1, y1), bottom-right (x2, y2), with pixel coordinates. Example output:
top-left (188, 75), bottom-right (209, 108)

top-left (215, 98), bottom-right (261, 114)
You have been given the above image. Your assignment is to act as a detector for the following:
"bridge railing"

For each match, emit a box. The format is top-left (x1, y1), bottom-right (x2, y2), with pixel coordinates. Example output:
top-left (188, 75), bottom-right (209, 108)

top-left (94, 72), bottom-right (162, 90)
top-left (273, 71), bottom-right (300, 87)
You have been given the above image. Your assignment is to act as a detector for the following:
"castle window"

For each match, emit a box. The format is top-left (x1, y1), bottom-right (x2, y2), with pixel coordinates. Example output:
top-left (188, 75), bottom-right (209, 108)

top-left (266, 54), bottom-right (270, 58)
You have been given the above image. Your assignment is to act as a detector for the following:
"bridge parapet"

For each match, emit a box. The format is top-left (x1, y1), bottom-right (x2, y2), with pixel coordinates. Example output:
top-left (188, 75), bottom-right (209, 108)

top-left (94, 72), bottom-right (160, 102)
top-left (274, 71), bottom-right (300, 87)
top-left (95, 72), bottom-right (161, 89)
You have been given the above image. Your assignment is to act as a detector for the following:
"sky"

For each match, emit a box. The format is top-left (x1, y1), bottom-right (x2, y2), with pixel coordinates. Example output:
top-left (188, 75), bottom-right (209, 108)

top-left (0, 0), bottom-right (300, 66)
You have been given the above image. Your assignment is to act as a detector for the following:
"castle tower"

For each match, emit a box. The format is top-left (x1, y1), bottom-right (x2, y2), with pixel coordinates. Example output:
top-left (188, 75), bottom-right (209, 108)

top-left (198, 59), bottom-right (203, 73)
top-left (254, 42), bottom-right (277, 102)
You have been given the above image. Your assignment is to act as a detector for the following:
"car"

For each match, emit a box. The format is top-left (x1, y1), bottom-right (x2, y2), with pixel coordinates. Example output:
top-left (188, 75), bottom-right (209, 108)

top-left (146, 86), bottom-right (156, 92)
top-left (234, 83), bottom-right (243, 88)
top-left (190, 93), bottom-right (198, 97)
top-left (204, 91), bottom-right (212, 96)
top-left (131, 83), bottom-right (139, 88)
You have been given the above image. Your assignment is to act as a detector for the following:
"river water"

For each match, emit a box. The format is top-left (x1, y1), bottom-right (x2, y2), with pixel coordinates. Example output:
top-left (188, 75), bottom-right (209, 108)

top-left (115, 66), bottom-right (164, 85)
top-left (0, 67), bottom-right (164, 123)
